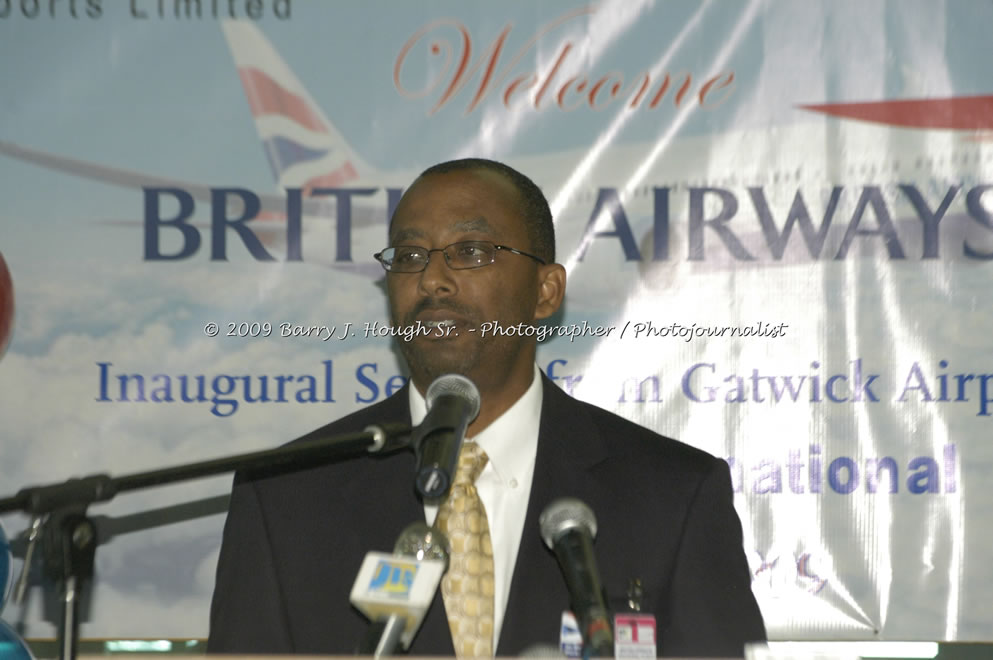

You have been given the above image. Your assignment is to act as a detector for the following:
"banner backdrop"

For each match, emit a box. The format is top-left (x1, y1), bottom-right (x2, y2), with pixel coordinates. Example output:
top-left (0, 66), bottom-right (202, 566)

top-left (1, 0), bottom-right (991, 642)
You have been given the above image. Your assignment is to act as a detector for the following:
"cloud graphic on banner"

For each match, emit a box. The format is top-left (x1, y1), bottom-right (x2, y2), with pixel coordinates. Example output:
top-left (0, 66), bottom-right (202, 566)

top-left (0, 257), bottom-right (409, 637)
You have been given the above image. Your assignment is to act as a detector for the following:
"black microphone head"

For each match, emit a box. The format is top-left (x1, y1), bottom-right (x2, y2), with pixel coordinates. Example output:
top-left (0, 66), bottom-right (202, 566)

top-left (539, 497), bottom-right (598, 549)
top-left (414, 374), bottom-right (481, 499)
top-left (425, 374), bottom-right (481, 422)
top-left (393, 522), bottom-right (452, 569)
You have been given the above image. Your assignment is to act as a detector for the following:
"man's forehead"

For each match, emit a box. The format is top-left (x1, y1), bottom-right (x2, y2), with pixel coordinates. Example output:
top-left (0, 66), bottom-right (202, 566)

top-left (393, 168), bottom-right (520, 216)
top-left (390, 170), bottom-right (525, 238)
top-left (390, 216), bottom-right (496, 243)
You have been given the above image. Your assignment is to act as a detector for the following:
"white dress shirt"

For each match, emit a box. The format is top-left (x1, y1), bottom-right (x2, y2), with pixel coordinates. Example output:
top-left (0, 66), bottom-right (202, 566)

top-left (409, 364), bottom-right (543, 650)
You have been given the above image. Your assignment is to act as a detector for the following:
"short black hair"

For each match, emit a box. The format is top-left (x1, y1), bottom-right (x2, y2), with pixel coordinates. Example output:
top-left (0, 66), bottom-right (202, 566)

top-left (415, 158), bottom-right (556, 263)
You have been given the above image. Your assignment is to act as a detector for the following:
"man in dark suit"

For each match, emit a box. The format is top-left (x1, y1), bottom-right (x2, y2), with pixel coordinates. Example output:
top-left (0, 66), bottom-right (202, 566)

top-left (208, 159), bottom-right (766, 657)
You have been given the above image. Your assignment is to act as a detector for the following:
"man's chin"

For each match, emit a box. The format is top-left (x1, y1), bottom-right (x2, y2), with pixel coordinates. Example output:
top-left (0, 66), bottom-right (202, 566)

top-left (399, 343), bottom-right (477, 386)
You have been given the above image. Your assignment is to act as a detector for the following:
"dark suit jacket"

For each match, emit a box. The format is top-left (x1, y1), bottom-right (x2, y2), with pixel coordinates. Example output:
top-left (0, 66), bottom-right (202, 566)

top-left (208, 375), bottom-right (765, 657)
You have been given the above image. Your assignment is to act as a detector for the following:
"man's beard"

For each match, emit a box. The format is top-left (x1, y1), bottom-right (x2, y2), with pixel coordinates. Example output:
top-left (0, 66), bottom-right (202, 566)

top-left (395, 336), bottom-right (481, 387)
top-left (391, 297), bottom-right (481, 386)
top-left (391, 296), bottom-right (531, 390)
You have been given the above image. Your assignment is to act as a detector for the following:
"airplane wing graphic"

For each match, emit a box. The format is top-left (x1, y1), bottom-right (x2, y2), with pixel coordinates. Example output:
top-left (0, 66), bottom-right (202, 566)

top-left (0, 139), bottom-right (291, 212)
top-left (799, 95), bottom-right (993, 131)
top-left (0, 138), bottom-right (391, 229)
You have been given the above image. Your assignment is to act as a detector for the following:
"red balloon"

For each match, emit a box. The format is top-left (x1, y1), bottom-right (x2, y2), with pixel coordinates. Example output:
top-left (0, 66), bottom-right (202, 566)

top-left (0, 252), bottom-right (13, 360)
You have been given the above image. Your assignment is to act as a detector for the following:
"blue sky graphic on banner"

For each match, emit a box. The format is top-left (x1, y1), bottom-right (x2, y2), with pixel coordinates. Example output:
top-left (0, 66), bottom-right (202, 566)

top-left (1, 0), bottom-right (991, 642)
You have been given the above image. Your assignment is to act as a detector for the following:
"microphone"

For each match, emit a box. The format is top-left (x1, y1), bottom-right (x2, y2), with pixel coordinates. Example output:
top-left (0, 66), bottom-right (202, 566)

top-left (411, 374), bottom-right (480, 499)
top-left (540, 498), bottom-right (614, 658)
top-left (351, 522), bottom-right (451, 657)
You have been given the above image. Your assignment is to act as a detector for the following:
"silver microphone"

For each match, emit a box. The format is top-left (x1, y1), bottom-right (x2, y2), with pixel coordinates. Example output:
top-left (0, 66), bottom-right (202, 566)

top-left (540, 497), bottom-right (614, 657)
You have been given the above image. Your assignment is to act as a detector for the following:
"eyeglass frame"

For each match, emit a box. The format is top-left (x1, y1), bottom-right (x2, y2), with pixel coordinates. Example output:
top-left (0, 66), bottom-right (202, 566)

top-left (373, 240), bottom-right (547, 273)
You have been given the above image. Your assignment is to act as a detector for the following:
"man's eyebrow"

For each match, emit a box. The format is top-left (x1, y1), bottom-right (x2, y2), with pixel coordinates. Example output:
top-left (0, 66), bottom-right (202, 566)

top-left (390, 217), bottom-right (495, 244)
top-left (391, 227), bottom-right (426, 244)
top-left (452, 217), bottom-right (495, 234)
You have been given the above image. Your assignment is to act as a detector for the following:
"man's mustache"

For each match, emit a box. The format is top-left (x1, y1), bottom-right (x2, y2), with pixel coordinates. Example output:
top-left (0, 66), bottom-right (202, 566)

top-left (403, 298), bottom-right (477, 326)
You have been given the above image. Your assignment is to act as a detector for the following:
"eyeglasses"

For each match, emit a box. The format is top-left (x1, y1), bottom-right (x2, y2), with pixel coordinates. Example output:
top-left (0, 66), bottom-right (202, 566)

top-left (374, 240), bottom-right (546, 273)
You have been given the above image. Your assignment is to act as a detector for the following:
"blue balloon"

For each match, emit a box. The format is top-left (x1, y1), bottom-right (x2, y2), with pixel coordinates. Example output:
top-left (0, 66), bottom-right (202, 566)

top-left (0, 620), bottom-right (32, 660)
top-left (0, 521), bottom-right (10, 614)
top-left (0, 523), bottom-right (34, 660)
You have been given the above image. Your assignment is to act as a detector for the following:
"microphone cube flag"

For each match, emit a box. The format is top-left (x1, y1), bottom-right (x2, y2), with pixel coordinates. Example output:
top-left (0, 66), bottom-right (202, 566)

top-left (349, 552), bottom-right (446, 648)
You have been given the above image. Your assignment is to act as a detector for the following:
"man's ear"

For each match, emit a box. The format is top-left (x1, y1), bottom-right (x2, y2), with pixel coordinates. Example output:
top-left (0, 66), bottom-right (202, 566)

top-left (533, 263), bottom-right (566, 321)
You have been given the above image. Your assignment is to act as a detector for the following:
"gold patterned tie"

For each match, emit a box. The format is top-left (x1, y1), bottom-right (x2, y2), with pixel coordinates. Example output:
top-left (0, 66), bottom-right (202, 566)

top-left (436, 441), bottom-right (495, 658)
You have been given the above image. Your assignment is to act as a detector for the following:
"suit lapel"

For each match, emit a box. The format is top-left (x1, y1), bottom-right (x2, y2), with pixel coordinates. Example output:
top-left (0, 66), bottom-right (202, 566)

top-left (497, 375), bottom-right (610, 655)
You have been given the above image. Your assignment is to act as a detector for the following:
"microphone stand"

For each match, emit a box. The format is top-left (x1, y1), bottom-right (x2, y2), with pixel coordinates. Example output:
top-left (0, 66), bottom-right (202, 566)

top-left (0, 422), bottom-right (412, 660)
top-left (357, 616), bottom-right (406, 657)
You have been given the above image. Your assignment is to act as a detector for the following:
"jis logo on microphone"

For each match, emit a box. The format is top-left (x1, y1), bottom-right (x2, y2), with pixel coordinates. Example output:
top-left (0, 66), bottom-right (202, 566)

top-left (368, 559), bottom-right (418, 597)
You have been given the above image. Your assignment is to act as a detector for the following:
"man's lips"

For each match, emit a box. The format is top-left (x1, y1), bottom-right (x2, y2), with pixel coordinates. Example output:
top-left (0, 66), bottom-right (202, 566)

top-left (412, 313), bottom-right (473, 332)
top-left (422, 319), bottom-right (456, 329)
top-left (397, 313), bottom-right (474, 340)
top-left (405, 301), bottom-right (476, 331)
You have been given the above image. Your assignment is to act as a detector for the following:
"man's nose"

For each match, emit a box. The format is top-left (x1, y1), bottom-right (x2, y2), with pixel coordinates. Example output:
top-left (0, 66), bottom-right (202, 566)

top-left (417, 250), bottom-right (457, 296)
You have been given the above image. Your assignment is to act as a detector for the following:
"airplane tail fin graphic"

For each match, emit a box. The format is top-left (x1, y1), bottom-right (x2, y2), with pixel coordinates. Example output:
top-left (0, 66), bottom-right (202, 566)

top-left (220, 20), bottom-right (375, 190)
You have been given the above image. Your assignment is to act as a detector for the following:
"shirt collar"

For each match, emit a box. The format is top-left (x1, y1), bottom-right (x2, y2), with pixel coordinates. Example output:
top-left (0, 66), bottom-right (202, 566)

top-left (408, 364), bottom-right (543, 484)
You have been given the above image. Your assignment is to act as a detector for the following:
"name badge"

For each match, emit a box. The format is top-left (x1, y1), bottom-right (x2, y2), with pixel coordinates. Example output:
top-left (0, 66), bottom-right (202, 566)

top-left (614, 613), bottom-right (657, 659)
